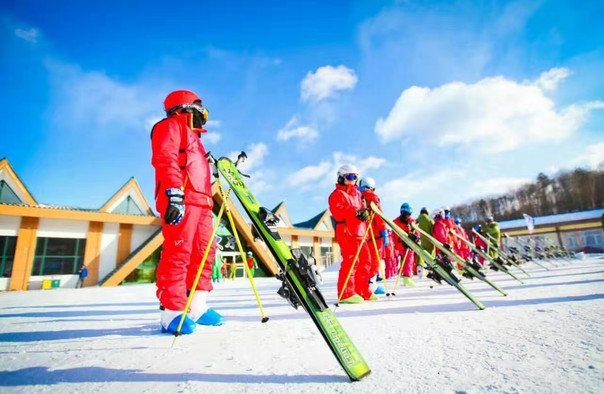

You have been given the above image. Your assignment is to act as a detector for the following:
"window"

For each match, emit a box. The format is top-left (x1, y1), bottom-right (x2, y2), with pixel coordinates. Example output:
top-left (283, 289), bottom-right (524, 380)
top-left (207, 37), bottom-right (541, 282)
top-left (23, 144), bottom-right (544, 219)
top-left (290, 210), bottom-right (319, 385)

top-left (124, 246), bottom-right (161, 284)
top-left (0, 180), bottom-right (22, 204)
top-left (0, 236), bottom-right (17, 277)
top-left (112, 196), bottom-right (144, 215)
top-left (320, 246), bottom-right (333, 267)
top-left (32, 238), bottom-right (86, 276)
top-left (299, 246), bottom-right (312, 257)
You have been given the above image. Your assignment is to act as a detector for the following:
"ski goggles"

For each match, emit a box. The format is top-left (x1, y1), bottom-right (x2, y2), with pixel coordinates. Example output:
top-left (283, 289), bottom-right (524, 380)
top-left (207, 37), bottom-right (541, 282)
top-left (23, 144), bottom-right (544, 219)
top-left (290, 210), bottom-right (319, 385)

top-left (342, 173), bottom-right (358, 181)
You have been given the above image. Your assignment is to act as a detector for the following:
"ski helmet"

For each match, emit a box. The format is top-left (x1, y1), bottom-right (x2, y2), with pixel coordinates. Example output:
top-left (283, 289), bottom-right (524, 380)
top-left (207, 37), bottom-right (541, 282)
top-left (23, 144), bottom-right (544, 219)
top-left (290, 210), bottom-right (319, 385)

top-left (486, 216), bottom-right (494, 223)
top-left (400, 202), bottom-right (412, 214)
top-left (473, 224), bottom-right (482, 232)
top-left (432, 209), bottom-right (444, 220)
top-left (163, 90), bottom-right (209, 131)
top-left (337, 164), bottom-right (360, 185)
top-left (420, 207), bottom-right (429, 215)
top-left (454, 217), bottom-right (461, 225)
top-left (359, 177), bottom-right (376, 191)
top-left (247, 251), bottom-right (253, 257)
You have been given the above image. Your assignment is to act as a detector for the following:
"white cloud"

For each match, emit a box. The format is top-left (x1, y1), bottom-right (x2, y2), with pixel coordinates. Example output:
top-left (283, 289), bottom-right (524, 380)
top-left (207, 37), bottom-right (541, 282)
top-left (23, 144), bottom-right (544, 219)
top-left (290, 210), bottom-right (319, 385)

top-left (468, 177), bottom-right (531, 197)
top-left (288, 152), bottom-right (386, 187)
top-left (375, 68), bottom-right (604, 153)
top-left (203, 132), bottom-right (221, 144)
top-left (300, 65), bottom-right (358, 103)
top-left (14, 28), bottom-right (38, 43)
top-left (276, 116), bottom-right (319, 142)
top-left (571, 141), bottom-right (604, 169)
top-left (228, 142), bottom-right (268, 172)
top-left (535, 68), bottom-right (571, 91)
top-left (205, 120), bottom-right (222, 128)
top-left (46, 60), bottom-right (165, 133)
top-left (381, 169), bottom-right (463, 203)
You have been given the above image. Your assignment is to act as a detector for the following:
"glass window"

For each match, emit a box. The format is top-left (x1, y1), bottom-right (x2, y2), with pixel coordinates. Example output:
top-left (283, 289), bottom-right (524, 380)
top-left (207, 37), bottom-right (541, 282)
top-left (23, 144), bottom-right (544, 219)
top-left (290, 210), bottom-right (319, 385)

top-left (112, 196), bottom-right (144, 215)
top-left (0, 180), bottom-right (23, 204)
top-left (0, 236), bottom-right (17, 277)
top-left (320, 246), bottom-right (333, 267)
top-left (299, 246), bottom-right (312, 257)
top-left (32, 238), bottom-right (86, 276)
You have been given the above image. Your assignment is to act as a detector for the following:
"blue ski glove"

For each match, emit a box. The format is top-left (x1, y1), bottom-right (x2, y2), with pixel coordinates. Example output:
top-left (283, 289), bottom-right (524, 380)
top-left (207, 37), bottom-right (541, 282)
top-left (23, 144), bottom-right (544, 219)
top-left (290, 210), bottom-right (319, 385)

top-left (164, 188), bottom-right (185, 225)
top-left (380, 230), bottom-right (388, 247)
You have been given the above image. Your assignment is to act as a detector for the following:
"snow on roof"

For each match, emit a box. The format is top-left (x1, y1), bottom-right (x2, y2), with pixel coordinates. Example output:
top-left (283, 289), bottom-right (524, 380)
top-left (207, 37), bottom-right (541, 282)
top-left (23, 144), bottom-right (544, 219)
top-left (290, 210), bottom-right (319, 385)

top-left (499, 208), bottom-right (604, 230)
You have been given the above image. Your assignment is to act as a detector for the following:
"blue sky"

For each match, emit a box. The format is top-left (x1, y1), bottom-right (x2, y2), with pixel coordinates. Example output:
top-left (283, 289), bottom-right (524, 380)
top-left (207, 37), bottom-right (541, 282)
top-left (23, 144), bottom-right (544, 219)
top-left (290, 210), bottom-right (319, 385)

top-left (1, 0), bottom-right (603, 222)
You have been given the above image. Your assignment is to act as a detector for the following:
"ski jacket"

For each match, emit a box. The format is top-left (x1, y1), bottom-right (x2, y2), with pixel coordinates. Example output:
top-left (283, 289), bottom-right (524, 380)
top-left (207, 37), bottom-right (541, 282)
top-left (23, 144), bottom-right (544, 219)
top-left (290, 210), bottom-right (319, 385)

top-left (361, 189), bottom-right (387, 234)
top-left (151, 112), bottom-right (213, 208)
top-left (474, 232), bottom-right (487, 251)
top-left (329, 184), bottom-right (367, 239)
top-left (416, 213), bottom-right (435, 250)
top-left (457, 225), bottom-right (471, 259)
top-left (392, 216), bottom-right (419, 251)
top-left (484, 222), bottom-right (501, 246)
top-left (433, 218), bottom-right (449, 245)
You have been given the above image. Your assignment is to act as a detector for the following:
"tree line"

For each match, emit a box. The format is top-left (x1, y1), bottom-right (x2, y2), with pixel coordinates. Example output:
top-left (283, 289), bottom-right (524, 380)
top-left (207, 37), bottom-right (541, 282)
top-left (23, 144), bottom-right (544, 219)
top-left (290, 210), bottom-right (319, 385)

top-left (451, 166), bottom-right (604, 229)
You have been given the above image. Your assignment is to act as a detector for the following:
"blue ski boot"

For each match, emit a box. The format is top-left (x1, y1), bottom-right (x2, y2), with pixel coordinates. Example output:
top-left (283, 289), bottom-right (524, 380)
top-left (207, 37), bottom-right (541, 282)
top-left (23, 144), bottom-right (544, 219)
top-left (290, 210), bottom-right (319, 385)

top-left (160, 307), bottom-right (196, 334)
top-left (188, 290), bottom-right (225, 326)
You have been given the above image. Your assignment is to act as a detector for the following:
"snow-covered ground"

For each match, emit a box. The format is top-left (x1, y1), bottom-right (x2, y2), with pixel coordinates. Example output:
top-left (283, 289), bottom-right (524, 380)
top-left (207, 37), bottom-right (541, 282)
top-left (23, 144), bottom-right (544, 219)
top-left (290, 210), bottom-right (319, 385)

top-left (1, 256), bottom-right (603, 393)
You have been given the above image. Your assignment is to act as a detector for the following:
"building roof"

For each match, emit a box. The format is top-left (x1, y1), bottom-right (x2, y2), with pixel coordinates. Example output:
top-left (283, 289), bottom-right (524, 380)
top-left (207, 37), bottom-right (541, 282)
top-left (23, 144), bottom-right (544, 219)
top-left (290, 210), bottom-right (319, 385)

top-left (499, 208), bottom-right (604, 230)
top-left (293, 209), bottom-right (333, 231)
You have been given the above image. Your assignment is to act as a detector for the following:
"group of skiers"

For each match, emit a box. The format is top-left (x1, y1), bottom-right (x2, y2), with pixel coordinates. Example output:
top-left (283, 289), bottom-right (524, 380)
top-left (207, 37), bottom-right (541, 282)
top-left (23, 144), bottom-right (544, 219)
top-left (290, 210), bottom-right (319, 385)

top-left (328, 164), bottom-right (502, 304)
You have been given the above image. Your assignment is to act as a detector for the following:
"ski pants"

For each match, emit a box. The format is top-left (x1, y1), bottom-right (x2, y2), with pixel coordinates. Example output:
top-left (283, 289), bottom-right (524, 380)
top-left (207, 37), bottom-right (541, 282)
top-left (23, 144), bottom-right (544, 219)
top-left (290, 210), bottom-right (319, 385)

top-left (367, 236), bottom-right (384, 278)
top-left (337, 236), bottom-right (372, 300)
top-left (156, 204), bottom-right (216, 311)
top-left (399, 248), bottom-right (414, 278)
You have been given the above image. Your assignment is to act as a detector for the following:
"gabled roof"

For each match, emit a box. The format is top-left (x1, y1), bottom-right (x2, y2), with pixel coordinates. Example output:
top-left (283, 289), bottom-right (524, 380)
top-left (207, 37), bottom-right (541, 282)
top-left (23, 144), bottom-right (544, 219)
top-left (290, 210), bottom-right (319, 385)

top-left (0, 158), bottom-right (37, 205)
top-left (99, 177), bottom-right (154, 216)
top-left (499, 208), bottom-right (604, 230)
top-left (294, 209), bottom-right (333, 231)
top-left (273, 201), bottom-right (293, 227)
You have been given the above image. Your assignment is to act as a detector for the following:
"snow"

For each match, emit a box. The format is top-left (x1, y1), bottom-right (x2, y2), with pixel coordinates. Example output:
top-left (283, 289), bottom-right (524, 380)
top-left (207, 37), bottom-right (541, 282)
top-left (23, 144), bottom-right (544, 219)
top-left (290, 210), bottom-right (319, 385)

top-left (1, 257), bottom-right (603, 393)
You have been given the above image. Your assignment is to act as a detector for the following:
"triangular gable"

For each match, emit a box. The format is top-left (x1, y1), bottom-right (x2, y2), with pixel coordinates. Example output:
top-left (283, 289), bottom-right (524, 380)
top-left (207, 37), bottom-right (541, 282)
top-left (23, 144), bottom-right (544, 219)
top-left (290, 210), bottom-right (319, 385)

top-left (99, 177), bottom-right (154, 216)
top-left (0, 158), bottom-right (37, 205)
top-left (314, 210), bottom-right (333, 231)
top-left (273, 202), bottom-right (293, 228)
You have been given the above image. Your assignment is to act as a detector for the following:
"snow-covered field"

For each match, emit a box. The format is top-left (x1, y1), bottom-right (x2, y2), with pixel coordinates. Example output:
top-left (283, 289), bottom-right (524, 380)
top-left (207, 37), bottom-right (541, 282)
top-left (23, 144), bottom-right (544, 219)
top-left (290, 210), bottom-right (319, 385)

top-left (1, 256), bottom-right (603, 393)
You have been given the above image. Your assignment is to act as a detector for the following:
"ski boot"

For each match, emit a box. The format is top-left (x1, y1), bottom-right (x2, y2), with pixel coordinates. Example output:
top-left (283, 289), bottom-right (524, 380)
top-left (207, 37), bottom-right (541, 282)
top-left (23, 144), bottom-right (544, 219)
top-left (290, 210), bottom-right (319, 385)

top-left (462, 269), bottom-right (474, 280)
top-left (374, 286), bottom-right (386, 295)
top-left (188, 291), bottom-right (225, 326)
top-left (403, 276), bottom-right (416, 287)
top-left (160, 307), bottom-right (196, 335)
top-left (435, 256), bottom-right (461, 283)
top-left (340, 294), bottom-right (364, 304)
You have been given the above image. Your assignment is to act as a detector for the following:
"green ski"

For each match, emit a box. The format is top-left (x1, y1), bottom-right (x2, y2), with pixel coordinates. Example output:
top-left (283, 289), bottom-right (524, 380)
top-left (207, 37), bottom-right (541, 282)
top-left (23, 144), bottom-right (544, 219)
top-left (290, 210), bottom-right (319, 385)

top-left (369, 202), bottom-right (485, 310)
top-left (216, 154), bottom-right (370, 381)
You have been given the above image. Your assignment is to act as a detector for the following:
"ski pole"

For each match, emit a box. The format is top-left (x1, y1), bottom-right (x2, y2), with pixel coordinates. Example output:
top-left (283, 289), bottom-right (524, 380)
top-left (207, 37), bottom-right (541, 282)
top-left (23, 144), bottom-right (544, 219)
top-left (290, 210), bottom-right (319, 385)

top-left (336, 213), bottom-right (375, 307)
top-left (391, 248), bottom-right (410, 296)
top-left (172, 188), bottom-right (230, 345)
top-left (216, 177), bottom-right (269, 324)
top-left (368, 225), bottom-right (390, 296)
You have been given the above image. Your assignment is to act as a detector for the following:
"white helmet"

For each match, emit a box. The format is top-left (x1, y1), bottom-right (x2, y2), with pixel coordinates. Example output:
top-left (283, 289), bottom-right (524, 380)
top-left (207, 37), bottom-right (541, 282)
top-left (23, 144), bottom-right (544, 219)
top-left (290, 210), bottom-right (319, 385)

top-left (432, 209), bottom-right (444, 219)
top-left (337, 164), bottom-right (360, 177)
top-left (359, 177), bottom-right (376, 190)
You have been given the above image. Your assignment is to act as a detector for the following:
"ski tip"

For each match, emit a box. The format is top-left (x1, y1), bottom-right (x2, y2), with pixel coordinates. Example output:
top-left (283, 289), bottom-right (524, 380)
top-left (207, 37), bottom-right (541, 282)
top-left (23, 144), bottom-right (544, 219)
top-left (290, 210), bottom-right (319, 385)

top-left (261, 317), bottom-right (270, 323)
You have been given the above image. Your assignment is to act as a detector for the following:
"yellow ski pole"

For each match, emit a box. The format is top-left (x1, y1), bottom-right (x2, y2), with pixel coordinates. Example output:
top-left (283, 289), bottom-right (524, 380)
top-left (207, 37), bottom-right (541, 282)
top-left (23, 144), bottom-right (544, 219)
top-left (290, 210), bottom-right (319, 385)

top-left (216, 177), bottom-right (269, 324)
top-left (391, 248), bottom-right (410, 296)
top-left (336, 213), bottom-right (375, 306)
top-left (368, 225), bottom-right (389, 296)
top-left (172, 188), bottom-right (230, 346)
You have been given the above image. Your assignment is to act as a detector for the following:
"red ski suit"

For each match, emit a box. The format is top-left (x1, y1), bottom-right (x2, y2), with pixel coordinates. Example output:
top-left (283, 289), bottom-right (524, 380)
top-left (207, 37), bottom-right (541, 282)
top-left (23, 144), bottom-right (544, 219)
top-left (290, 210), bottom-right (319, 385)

top-left (456, 225), bottom-right (471, 260)
top-left (151, 112), bottom-right (216, 311)
top-left (473, 232), bottom-right (487, 265)
top-left (392, 216), bottom-right (418, 278)
top-left (329, 184), bottom-right (372, 300)
top-left (433, 218), bottom-right (449, 257)
top-left (361, 189), bottom-right (387, 277)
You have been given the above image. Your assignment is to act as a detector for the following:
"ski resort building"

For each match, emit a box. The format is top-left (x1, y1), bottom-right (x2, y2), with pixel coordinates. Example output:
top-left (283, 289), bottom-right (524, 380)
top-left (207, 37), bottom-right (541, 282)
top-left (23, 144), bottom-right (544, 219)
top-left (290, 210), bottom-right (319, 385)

top-left (0, 158), bottom-right (338, 291)
top-left (499, 209), bottom-right (604, 253)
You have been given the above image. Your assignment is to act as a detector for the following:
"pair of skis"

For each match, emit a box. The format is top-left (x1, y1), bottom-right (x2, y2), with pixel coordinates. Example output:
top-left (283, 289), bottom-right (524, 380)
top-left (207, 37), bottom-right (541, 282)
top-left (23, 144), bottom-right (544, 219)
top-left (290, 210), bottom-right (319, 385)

top-left (216, 154), bottom-right (371, 382)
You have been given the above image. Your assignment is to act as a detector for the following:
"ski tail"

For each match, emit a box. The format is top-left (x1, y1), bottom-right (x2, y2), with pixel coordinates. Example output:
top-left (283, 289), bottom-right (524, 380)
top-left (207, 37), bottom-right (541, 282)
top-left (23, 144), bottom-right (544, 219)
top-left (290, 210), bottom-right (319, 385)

top-left (369, 202), bottom-right (485, 310)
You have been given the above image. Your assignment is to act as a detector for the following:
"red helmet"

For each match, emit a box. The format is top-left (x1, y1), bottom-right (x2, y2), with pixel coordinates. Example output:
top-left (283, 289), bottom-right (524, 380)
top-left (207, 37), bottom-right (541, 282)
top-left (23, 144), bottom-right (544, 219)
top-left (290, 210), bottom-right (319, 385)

top-left (164, 90), bottom-right (202, 113)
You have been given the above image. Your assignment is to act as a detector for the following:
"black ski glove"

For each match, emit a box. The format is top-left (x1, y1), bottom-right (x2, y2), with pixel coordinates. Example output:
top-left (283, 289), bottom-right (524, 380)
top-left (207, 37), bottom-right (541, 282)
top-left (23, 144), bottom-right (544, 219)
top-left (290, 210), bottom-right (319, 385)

top-left (408, 233), bottom-right (419, 243)
top-left (356, 209), bottom-right (370, 222)
top-left (164, 188), bottom-right (185, 225)
top-left (443, 243), bottom-right (452, 250)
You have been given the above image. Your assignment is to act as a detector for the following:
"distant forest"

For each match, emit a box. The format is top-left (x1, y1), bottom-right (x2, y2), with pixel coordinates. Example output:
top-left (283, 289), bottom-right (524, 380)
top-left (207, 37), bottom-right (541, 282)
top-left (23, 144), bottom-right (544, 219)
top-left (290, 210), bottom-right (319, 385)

top-left (451, 166), bottom-right (604, 228)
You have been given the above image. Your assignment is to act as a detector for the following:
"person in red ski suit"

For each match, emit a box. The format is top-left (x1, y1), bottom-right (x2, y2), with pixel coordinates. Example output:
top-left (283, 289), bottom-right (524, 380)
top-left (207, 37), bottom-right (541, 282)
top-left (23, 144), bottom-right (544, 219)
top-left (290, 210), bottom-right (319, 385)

top-left (473, 225), bottom-right (487, 266)
top-left (392, 203), bottom-right (418, 287)
top-left (359, 177), bottom-right (387, 280)
top-left (453, 218), bottom-right (471, 261)
top-left (385, 231), bottom-right (397, 279)
top-left (329, 165), bottom-right (374, 304)
top-left (432, 210), bottom-right (450, 256)
top-left (151, 90), bottom-right (222, 334)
